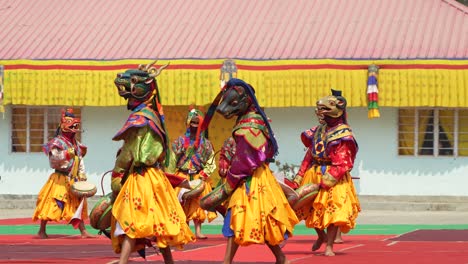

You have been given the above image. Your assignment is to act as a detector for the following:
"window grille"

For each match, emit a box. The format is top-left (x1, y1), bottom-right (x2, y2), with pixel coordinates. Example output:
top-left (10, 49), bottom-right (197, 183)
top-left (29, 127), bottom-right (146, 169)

top-left (398, 108), bottom-right (468, 157)
top-left (11, 107), bottom-right (82, 153)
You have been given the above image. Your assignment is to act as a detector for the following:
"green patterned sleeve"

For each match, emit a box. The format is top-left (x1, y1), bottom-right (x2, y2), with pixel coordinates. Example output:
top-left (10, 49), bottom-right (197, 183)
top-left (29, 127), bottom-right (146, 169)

top-left (113, 129), bottom-right (137, 175)
top-left (164, 148), bottom-right (178, 174)
top-left (137, 126), bottom-right (165, 166)
top-left (114, 126), bottom-right (166, 174)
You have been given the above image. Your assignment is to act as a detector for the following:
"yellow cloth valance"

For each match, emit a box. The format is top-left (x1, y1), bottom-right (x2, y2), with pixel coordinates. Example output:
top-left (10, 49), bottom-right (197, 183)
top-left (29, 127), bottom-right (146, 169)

top-left (1, 59), bottom-right (467, 107)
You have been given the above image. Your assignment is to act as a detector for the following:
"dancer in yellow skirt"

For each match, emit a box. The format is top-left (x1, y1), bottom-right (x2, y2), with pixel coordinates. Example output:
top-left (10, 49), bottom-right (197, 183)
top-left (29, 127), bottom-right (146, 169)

top-left (32, 108), bottom-right (93, 239)
top-left (292, 89), bottom-right (360, 256)
top-left (172, 108), bottom-right (217, 239)
top-left (110, 61), bottom-right (194, 264)
top-left (200, 79), bottom-right (299, 264)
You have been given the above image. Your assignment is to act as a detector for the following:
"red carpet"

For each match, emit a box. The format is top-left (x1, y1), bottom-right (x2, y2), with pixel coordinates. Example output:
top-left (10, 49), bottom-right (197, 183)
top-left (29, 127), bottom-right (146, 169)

top-left (1, 218), bottom-right (468, 264)
top-left (391, 229), bottom-right (468, 241)
top-left (2, 234), bottom-right (467, 264)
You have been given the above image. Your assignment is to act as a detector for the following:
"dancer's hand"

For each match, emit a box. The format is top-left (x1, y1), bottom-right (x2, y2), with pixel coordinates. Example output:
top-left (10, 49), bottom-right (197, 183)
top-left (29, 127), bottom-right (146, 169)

top-left (78, 173), bottom-right (87, 181)
top-left (218, 160), bottom-right (229, 178)
top-left (293, 175), bottom-right (303, 187)
top-left (199, 170), bottom-right (208, 180)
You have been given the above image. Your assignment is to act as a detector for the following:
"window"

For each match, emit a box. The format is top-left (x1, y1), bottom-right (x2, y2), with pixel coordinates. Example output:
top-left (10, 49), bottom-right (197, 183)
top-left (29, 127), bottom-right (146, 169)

top-left (398, 108), bottom-right (468, 157)
top-left (11, 107), bottom-right (81, 153)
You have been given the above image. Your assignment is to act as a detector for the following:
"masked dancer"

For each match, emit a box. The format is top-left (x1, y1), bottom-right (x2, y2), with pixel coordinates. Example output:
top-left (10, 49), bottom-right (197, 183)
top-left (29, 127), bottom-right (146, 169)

top-left (291, 89), bottom-right (360, 256)
top-left (200, 78), bottom-right (299, 264)
top-left (172, 107), bottom-right (217, 239)
top-left (110, 61), bottom-right (194, 264)
top-left (32, 108), bottom-right (94, 239)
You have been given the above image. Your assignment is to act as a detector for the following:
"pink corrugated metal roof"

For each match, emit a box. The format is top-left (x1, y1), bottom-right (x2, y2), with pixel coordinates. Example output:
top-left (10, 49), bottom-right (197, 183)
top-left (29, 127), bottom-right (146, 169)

top-left (0, 0), bottom-right (466, 60)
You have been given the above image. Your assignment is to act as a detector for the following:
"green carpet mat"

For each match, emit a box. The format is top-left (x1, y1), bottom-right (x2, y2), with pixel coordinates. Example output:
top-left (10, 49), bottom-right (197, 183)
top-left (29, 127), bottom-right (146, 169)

top-left (1, 224), bottom-right (467, 236)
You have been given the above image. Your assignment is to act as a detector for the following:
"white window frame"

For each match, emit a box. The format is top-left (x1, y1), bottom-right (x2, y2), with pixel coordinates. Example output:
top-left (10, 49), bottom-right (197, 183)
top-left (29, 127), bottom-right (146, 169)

top-left (10, 106), bottom-right (81, 153)
top-left (398, 108), bottom-right (467, 157)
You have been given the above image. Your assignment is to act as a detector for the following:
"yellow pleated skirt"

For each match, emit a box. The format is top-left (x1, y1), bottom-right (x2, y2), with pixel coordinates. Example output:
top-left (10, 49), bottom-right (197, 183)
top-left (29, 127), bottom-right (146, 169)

top-left (175, 172), bottom-right (218, 223)
top-left (32, 172), bottom-right (88, 222)
top-left (227, 164), bottom-right (299, 246)
top-left (295, 166), bottom-right (360, 233)
top-left (111, 167), bottom-right (195, 253)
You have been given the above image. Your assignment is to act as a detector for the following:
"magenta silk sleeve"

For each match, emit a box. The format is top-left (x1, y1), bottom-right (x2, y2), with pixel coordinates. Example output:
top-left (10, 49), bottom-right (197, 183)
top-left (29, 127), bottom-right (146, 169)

top-left (225, 135), bottom-right (267, 188)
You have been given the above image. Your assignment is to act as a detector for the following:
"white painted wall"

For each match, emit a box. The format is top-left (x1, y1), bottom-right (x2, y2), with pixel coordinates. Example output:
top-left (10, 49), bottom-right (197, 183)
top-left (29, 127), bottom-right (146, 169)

top-left (1, 106), bottom-right (467, 196)
top-left (266, 107), bottom-right (468, 196)
top-left (0, 106), bottom-right (127, 195)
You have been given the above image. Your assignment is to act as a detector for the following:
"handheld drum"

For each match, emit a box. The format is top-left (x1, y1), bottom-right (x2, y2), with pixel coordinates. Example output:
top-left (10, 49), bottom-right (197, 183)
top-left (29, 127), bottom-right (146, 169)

top-left (200, 183), bottom-right (229, 212)
top-left (292, 183), bottom-right (319, 211)
top-left (71, 181), bottom-right (97, 198)
top-left (183, 179), bottom-right (206, 200)
top-left (89, 192), bottom-right (114, 230)
top-left (277, 180), bottom-right (299, 206)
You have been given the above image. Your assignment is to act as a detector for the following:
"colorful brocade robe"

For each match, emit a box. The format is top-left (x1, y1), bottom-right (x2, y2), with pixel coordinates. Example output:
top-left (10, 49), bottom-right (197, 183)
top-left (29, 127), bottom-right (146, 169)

top-left (297, 123), bottom-right (358, 188)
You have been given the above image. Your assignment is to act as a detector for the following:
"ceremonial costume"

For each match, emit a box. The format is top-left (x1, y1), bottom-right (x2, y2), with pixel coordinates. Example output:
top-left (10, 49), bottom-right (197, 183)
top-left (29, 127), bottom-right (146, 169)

top-left (200, 78), bottom-right (298, 263)
top-left (222, 111), bottom-right (298, 246)
top-left (110, 62), bottom-right (194, 263)
top-left (292, 89), bottom-right (360, 256)
top-left (173, 109), bottom-right (217, 232)
top-left (32, 108), bottom-right (91, 238)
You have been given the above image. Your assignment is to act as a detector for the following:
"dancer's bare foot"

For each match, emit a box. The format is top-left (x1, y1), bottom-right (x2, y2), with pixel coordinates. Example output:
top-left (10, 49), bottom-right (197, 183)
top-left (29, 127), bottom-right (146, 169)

top-left (80, 230), bottom-right (97, 238)
top-left (38, 220), bottom-right (48, 239)
top-left (275, 256), bottom-right (290, 264)
top-left (196, 234), bottom-right (208, 239)
top-left (38, 231), bottom-right (48, 239)
top-left (194, 220), bottom-right (207, 239)
top-left (312, 236), bottom-right (325, 251)
top-left (312, 228), bottom-right (327, 251)
top-left (334, 238), bottom-right (344, 244)
top-left (324, 245), bottom-right (335, 256)
top-left (334, 229), bottom-right (344, 243)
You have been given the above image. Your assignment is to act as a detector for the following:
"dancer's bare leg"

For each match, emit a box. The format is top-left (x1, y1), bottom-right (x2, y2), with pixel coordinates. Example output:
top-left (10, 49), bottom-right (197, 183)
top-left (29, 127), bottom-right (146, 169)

top-left (78, 221), bottom-right (96, 238)
top-left (267, 243), bottom-right (290, 264)
top-left (38, 220), bottom-right (48, 239)
top-left (223, 237), bottom-right (239, 264)
top-left (160, 247), bottom-right (174, 264)
top-left (334, 229), bottom-right (344, 244)
top-left (312, 228), bottom-right (327, 251)
top-left (324, 225), bottom-right (339, 256)
top-left (194, 219), bottom-right (207, 239)
top-left (119, 235), bottom-right (135, 264)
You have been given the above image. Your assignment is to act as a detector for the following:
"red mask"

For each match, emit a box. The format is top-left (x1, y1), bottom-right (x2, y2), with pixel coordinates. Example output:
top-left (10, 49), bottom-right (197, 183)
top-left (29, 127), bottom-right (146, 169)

top-left (60, 108), bottom-right (81, 134)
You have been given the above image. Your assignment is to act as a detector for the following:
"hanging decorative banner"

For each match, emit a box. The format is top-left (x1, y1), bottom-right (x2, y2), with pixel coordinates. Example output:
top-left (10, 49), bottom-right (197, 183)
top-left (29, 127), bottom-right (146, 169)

top-left (367, 64), bottom-right (380, 119)
top-left (0, 65), bottom-right (4, 117)
top-left (220, 59), bottom-right (237, 88)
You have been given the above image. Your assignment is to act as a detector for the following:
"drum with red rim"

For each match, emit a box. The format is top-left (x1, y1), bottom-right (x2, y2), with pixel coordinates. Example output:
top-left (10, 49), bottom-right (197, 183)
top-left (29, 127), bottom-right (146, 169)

top-left (71, 181), bottom-right (97, 198)
top-left (183, 179), bottom-right (206, 199)
top-left (89, 192), bottom-right (113, 230)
